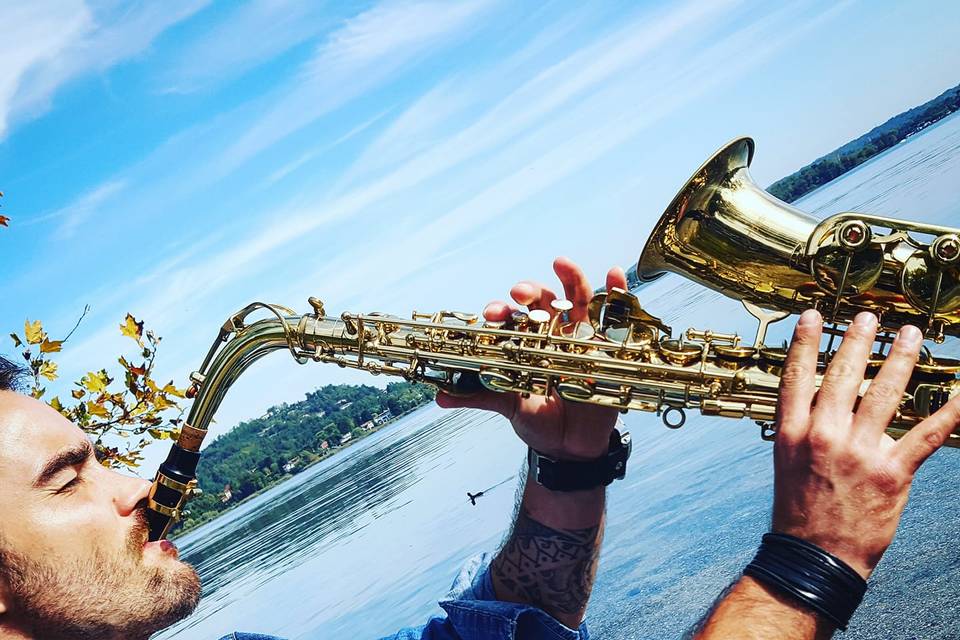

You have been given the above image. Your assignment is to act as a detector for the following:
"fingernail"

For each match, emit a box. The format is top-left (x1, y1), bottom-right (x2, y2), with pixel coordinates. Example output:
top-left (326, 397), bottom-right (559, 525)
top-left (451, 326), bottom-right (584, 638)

top-left (799, 309), bottom-right (821, 326)
top-left (853, 312), bottom-right (877, 328)
top-left (898, 325), bottom-right (922, 345)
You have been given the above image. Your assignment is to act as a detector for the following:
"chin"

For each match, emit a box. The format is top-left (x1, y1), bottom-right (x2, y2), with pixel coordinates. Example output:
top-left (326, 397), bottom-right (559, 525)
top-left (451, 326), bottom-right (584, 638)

top-left (146, 560), bottom-right (203, 629)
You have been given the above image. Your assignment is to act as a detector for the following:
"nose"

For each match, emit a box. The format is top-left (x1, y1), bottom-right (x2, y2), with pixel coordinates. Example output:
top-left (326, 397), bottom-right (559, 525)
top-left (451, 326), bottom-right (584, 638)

top-left (113, 472), bottom-right (153, 517)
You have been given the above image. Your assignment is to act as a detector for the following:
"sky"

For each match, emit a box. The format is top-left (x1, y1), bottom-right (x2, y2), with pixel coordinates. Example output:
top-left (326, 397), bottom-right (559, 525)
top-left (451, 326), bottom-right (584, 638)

top-left (1, 0), bottom-right (959, 474)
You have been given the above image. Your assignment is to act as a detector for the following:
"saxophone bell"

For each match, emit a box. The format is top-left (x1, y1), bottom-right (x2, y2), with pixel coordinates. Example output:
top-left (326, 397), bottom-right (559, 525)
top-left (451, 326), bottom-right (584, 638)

top-left (637, 137), bottom-right (960, 341)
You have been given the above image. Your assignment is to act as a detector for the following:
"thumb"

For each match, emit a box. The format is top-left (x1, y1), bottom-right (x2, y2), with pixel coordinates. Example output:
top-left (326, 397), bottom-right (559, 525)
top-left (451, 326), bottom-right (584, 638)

top-left (435, 389), bottom-right (517, 420)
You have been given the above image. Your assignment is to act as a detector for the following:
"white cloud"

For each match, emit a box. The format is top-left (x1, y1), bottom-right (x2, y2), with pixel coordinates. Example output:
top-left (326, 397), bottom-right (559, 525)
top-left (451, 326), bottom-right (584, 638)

top-left (0, 1), bottom-right (91, 138)
top-left (0, 0), bottom-right (210, 139)
top-left (24, 179), bottom-right (127, 238)
top-left (209, 0), bottom-right (497, 179)
top-left (159, 0), bottom-right (336, 94)
top-left (265, 108), bottom-right (394, 186)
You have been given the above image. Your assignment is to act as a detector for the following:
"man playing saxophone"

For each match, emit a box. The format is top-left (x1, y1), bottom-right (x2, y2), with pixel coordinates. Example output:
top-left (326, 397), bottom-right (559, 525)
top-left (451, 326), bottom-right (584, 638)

top-left (0, 258), bottom-right (957, 639)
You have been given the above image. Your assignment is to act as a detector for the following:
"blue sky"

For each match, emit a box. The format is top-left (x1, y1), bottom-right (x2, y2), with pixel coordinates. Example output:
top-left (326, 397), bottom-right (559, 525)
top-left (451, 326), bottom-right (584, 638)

top-left (1, 0), bottom-right (959, 472)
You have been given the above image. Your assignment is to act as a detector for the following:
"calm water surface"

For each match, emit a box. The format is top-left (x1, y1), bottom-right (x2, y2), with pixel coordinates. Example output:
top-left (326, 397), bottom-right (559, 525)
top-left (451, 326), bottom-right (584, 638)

top-left (155, 112), bottom-right (960, 640)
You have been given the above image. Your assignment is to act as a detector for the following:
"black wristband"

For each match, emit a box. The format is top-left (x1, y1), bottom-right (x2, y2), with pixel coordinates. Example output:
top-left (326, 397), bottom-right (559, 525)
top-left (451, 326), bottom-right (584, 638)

top-left (744, 533), bottom-right (867, 631)
top-left (527, 429), bottom-right (631, 492)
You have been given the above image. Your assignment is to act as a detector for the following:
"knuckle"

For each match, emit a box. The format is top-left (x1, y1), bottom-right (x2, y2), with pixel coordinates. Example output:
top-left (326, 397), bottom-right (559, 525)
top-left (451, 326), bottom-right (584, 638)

top-left (825, 360), bottom-right (857, 381)
top-left (870, 465), bottom-right (904, 494)
top-left (865, 380), bottom-right (899, 404)
top-left (922, 426), bottom-right (945, 452)
top-left (806, 427), bottom-right (833, 451)
top-left (780, 361), bottom-right (811, 387)
top-left (774, 427), bottom-right (801, 450)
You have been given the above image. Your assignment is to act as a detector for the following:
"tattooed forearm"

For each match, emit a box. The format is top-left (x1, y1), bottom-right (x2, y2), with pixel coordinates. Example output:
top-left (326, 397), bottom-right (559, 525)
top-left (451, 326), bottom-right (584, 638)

top-left (491, 506), bottom-right (603, 624)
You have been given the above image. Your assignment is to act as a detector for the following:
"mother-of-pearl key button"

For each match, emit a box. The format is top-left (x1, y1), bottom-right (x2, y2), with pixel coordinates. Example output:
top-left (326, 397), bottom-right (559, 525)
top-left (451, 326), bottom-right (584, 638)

top-left (527, 309), bottom-right (551, 324)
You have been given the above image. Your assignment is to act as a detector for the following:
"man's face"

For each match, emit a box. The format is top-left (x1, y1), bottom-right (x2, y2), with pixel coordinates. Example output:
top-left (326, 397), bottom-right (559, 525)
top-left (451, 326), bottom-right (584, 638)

top-left (0, 391), bottom-right (200, 640)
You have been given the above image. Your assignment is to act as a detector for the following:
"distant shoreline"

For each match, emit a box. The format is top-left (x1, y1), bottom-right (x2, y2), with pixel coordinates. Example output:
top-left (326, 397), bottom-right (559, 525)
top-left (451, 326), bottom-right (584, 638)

top-left (174, 400), bottom-right (431, 537)
top-left (767, 81), bottom-right (960, 203)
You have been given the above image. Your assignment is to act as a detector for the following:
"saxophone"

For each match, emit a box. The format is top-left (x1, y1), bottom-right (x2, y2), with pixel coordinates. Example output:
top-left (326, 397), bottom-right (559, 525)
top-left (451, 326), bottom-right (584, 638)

top-left (146, 137), bottom-right (960, 541)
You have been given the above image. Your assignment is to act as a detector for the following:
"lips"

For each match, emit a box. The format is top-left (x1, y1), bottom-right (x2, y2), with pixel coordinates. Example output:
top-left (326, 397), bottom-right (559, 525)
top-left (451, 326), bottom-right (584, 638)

top-left (143, 539), bottom-right (180, 559)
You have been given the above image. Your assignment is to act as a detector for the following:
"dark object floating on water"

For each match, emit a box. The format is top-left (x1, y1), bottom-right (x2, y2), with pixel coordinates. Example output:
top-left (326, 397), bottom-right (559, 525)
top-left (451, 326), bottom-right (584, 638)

top-left (467, 474), bottom-right (517, 506)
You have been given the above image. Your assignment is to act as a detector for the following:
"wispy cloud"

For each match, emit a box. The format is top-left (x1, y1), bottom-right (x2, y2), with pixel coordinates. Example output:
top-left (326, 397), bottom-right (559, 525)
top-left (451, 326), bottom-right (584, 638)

top-left (159, 0), bottom-right (336, 94)
top-left (0, 1), bottom-right (91, 139)
top-left (209, 0), bottom-right (498, 180)
top-left (265, 108), bottom-right (394, 187)
top-left (23, 179), bottom-right (126, 238)
top-left (0, 0), bottom-right (209, 139)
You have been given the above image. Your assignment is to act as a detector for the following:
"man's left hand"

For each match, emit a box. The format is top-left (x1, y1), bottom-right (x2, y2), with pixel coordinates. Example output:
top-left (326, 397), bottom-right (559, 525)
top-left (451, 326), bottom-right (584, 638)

top-left (436, 256), bottom-right (627, 461)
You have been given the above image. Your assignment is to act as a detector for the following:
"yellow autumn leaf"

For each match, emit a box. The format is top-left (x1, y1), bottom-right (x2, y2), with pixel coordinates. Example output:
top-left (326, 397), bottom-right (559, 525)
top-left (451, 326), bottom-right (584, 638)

top-left (86, 401), bottom-right (111, 419)
top-left (48, 396), bottom-right (64, 413)
top-left (39, 339), bottom-right (63, 353)
top-left (152, 394), bottom-right (173, 411)
top-left (119, 314), bottom-right (144, 346)
top-left (82, 371), bottom-right (109, 393)
top-left (24, 319), bottom-right (44, 345)
top-left (38, 361), bottom-right (58, 381)
top-left (162, 382), bottom-right (185, 398)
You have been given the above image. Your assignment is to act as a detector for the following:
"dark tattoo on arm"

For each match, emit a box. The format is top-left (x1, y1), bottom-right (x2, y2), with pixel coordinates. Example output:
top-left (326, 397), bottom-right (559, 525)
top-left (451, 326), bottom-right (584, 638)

top-left (490, 507), bottom-right (602, 620)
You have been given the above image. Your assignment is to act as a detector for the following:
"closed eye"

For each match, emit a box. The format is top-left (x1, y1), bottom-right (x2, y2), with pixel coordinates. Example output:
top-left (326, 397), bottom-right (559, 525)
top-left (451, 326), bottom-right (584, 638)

top-left (57, 475), bottom-right (82, 494)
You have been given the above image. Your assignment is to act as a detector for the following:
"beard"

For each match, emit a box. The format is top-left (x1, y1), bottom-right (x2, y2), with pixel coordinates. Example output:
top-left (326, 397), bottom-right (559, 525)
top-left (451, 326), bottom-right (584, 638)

top-left (0, 512), bottom-right (201, 640)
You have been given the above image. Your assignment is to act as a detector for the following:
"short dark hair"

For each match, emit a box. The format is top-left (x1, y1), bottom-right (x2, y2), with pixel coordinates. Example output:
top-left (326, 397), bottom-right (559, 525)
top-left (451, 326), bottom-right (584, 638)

top-left (0, 355), bottom-right (27, 392)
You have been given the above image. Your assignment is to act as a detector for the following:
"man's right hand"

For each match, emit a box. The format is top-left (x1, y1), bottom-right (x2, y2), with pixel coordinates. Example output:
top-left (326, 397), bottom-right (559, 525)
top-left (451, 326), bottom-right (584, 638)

top-left (773, 309), bottom-right (960, 579)
top-left (695, 308), bottom-right (960, 639)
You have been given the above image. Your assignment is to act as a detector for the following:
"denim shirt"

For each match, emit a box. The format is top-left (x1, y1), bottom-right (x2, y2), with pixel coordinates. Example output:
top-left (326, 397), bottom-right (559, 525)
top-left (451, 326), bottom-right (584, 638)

top-left (219, 553), bottom-right (589, 640)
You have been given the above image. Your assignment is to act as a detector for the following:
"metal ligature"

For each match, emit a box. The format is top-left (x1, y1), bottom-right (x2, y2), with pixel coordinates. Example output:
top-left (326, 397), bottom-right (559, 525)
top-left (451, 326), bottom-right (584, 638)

top-left (146, 137), bottom-right (960, 541)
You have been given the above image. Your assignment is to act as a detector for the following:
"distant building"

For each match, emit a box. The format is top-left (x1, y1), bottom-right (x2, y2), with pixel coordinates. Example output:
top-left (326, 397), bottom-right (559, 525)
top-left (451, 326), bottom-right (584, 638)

top-left (221, 484), bottom-right (233, 504)
top-left (319, 440), bottom-right (329, 450)
top-left (335, 399), bottom-right (352, 411)
top-left (283, 457), bottom-right (301, 473)
top-left (360, 420), bottom-right (375, 431)
top-left (373, 409), bottom-right (393, 425)
top-left (339, 432), bottom-right (353, 446)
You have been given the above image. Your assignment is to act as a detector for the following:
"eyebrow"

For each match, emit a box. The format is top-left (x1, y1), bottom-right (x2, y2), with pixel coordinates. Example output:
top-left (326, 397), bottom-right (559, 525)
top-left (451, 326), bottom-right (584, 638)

top-left (32, 440), bottom-right (94, 489)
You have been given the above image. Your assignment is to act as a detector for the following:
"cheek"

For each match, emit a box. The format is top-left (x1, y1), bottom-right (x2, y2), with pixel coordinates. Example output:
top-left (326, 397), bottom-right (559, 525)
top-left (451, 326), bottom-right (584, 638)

top-left (19, 495), bottom-right (126, 561)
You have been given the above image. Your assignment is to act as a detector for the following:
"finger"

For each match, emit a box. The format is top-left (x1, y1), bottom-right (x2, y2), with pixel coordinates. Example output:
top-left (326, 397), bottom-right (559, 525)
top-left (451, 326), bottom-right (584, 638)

top-left (435, 389), bottom-right (517, 420)
top-left (510, 281), bottom-right (557, 313)
top-left (896, 394), bottom-right (960, 473)
top-left (812, 312), bottom-right (878, 424)
top-left (606, 266), bottom-right (628, 292)
top-left (482, 301), bottom-right (519, 322)
top-left (553, 257), bottom-right (593, 322)
top-left (854, 325), bottom-right (923, 439)
top-left (777, 309), bottom-right (822, 442)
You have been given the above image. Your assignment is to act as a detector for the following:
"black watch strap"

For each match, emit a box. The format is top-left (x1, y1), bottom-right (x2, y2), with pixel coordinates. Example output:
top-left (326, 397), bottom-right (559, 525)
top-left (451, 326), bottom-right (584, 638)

top-left (528, 429), bottom-right (631, 492)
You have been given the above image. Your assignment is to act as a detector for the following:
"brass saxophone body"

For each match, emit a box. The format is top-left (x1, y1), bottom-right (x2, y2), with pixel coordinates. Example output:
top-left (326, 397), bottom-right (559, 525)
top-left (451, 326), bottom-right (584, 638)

top-left (146, 138), bottom-right (960, 541)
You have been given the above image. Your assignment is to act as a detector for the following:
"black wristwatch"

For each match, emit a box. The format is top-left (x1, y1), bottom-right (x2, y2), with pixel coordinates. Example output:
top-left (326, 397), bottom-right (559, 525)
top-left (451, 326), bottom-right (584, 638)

top-left (527, 429), bottom-right (632, 492)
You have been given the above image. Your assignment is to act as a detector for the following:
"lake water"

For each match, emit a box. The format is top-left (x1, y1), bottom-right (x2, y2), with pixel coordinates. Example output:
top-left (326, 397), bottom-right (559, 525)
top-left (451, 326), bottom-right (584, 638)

top-left (155, 112), bottom-right (960, 640)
